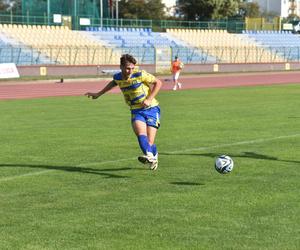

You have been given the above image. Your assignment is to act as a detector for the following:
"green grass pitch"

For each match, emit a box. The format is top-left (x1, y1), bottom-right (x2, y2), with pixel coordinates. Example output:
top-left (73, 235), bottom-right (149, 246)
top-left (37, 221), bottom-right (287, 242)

top-left (0, 84), bottom-right (299, 249)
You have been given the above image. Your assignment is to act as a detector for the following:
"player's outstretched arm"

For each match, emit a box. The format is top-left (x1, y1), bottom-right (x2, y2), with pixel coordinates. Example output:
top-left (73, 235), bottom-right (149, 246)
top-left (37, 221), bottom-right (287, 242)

top-left (85, 80), bottom-right (117, 99)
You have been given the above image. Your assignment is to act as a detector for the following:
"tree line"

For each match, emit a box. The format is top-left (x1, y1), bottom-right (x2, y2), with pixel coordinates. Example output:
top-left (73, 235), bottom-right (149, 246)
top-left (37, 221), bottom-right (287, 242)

top-left (118, 0), bottom-right (261, 20)
top-left (0, 0), bottom-right (276, 20)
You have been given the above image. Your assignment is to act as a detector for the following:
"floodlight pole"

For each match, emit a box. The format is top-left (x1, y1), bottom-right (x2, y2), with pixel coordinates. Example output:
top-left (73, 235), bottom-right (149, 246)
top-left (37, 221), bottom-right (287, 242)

top-left (47, 0), bottom-right (50, 25)
top-left (116, 0), bottom-right (119, 27)
top-left (74, 0), bottom-right (78, 29)
top-left (74, 0), bottom-right (77, 18)
top-left (100, 0), bottom-right (103, 27)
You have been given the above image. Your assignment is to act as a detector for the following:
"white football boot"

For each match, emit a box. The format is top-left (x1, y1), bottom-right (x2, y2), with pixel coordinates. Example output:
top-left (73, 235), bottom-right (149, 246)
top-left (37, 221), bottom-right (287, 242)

top-left (150, 153), bottom-right (158, 171)
top-left (138, 152), bottom-right (158, 170)
top-left (138, 152), bottom-right (155, 165)
top-left (177, 82), bottom-right (182, 89)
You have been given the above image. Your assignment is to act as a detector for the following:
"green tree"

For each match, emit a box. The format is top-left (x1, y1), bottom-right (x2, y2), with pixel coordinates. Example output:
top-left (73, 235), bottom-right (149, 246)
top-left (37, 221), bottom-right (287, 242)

top-left (177, 0), bottom-right (240, 20)
top-left (213, 0), bottom-right (239, 19)
top-left (0, 0), bottom-right (22, 13)
top-left (118, 0), bottom-right (166, 20)
top-left (238, 2), bottom-right (260, 18)
top-left (0, 0), bottom-right (9, 11)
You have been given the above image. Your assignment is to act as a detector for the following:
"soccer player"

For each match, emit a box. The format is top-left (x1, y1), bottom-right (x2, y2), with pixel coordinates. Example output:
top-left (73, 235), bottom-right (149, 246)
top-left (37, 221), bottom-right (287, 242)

top-left (171, 56), bottom-right (184, 90)
top-left (85, 54), bottom-right (162, 170)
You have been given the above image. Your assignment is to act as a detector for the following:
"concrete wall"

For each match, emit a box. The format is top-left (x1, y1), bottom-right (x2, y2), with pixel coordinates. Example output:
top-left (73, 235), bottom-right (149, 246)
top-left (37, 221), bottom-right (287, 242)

top-left (17, 63), bottom-right (300, 77)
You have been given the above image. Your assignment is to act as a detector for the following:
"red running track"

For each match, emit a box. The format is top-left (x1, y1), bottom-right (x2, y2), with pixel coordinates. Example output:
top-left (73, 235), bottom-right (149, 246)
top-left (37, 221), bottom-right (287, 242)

top-left (0, 71), bottom-right (300, 100)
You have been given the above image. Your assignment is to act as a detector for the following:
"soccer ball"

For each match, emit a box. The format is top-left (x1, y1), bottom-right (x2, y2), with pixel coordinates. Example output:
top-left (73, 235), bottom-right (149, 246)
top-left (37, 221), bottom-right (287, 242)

top-left (215, 155), bottom-right (234, 174)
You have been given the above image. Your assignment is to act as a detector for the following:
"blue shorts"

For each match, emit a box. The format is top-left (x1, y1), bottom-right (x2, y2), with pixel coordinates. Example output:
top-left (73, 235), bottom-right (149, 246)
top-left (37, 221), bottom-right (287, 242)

top-left (131, 106), bottom-right (161, 129)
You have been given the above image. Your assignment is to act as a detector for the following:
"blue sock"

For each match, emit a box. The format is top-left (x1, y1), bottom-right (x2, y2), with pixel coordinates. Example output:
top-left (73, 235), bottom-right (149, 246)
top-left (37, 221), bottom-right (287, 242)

top-left (151, 144), bottom-right (157, 156)
top-left (138, 135), bottom-right (151, 155)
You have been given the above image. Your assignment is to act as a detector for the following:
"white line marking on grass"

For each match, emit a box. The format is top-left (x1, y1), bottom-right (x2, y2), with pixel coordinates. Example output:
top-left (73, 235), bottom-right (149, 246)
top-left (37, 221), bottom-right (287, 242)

top-left (168, 133), bottom-right (300, 155)
top-left (0, 170), bottom-right (53, 182)
top-left (0, 158), bottom-right (136, 183)
top-left (0, 133), bottom-right (299, 182)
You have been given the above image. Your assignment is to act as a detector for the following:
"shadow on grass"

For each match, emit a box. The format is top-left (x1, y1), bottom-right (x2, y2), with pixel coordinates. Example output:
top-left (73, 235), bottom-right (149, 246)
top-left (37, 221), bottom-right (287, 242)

top-left (160, 151), bottom-right (300, 164)
top-left (170, 181), bottom-right (204, 186)
top-left (0, 163), bottom-right (132, 179)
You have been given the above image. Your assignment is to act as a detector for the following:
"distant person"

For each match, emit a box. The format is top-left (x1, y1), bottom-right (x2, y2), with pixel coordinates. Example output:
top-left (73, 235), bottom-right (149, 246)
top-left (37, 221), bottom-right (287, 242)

top-left (85, 54), bottom-right (162, 170)
top-left (171, 56), bottom-right (184, 90)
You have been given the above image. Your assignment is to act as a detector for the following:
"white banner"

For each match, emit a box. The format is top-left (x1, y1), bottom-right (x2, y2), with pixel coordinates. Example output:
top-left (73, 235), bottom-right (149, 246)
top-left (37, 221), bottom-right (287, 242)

top-left (53, 14), bottom-right (62, 24)
top-left (0, 63), bottom-right (20, 79)
top-left (80, 18), bottom-right (91, 26)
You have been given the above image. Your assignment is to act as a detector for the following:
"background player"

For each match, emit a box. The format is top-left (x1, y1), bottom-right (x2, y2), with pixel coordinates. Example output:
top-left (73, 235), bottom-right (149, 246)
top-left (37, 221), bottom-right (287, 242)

top-left (171, 56), bottom-right (184, 90)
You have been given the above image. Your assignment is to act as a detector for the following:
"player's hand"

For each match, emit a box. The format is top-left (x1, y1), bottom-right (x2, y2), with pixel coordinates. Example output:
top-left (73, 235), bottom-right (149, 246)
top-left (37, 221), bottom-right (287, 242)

top-left (142, 98), bottom-right (152, 108)
top-left (85, 92), bottom-right (99, 99)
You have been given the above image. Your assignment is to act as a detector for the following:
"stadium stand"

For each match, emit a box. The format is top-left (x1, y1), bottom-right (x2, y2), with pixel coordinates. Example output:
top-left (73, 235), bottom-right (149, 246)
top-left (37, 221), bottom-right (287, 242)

top-left (167, 28), bottom-right (285, 63)
top-left (84, 27), bottom-right (217, 64)
top-left (0, 24), bottom-right (119, 65)
top-left (0, 25), bottom-right (52, 65)
top-left (2, 24), bottom-right (299, 66)
top-left (242, 30), bottom-right (300, 61)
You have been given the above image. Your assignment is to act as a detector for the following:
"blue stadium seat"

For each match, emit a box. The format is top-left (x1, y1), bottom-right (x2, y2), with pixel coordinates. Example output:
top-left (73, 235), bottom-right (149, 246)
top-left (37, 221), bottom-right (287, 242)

top-left (83, 28), bottom-right (217, 64)
top-left (242, 30), bottom-right (300, 61)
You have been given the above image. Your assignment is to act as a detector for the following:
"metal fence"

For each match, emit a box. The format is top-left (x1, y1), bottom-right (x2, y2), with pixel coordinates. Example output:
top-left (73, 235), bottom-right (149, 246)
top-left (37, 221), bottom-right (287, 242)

top-left (2, 45), bottom-right (300, 66)
top-left (159, 20), bottom-right (245, 33)
top-left (0, 13), bottom-right (49, 26)
top-left (1, 13), bottom-right (289, 34)
top-left (0, 12), bottom-right (244, 32)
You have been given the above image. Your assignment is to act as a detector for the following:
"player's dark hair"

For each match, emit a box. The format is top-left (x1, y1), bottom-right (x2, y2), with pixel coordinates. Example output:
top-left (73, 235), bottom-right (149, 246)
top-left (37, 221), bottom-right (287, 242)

top-left (120, 54), bottom-right (137, 66)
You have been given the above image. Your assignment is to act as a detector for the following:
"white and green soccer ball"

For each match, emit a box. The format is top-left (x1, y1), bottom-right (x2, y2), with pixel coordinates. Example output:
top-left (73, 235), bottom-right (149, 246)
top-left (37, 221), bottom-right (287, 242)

top-left (215, 155), bottom-right (234, 174)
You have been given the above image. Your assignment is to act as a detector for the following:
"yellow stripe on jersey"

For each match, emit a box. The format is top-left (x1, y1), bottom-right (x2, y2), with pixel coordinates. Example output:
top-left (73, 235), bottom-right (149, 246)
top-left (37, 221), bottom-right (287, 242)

top-left (113, 70), bottom-right (159, 110)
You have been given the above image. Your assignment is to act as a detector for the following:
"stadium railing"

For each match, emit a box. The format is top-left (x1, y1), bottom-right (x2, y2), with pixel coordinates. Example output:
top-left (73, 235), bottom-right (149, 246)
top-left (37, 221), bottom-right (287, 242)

top-left (0, 12), bottom-right (244, 33)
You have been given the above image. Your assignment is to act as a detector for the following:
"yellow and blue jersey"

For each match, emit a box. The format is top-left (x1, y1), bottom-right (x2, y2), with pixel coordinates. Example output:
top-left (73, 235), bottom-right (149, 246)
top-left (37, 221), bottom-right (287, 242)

top-left (113, 70), bottom-right (159, 110)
